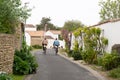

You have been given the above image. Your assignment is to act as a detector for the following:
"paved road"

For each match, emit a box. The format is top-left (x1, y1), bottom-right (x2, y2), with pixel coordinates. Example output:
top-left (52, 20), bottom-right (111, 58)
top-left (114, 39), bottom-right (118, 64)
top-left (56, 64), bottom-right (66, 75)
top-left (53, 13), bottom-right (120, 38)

top-left (30, 49), bottom-right (99, 80)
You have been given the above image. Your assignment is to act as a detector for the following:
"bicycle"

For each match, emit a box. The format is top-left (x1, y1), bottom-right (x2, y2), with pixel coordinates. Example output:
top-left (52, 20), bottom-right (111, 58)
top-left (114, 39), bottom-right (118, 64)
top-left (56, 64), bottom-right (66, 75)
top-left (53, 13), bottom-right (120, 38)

top-left (43, 44), bottom-right (47, 55)
top-left (54, 45), bottom-right (58, 55)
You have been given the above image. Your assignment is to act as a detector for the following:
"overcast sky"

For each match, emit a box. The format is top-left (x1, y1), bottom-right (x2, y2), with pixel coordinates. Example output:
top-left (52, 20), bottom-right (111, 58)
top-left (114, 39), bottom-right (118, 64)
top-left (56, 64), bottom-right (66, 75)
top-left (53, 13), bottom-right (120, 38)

top-left (21, 0), bottom-right (101, 27)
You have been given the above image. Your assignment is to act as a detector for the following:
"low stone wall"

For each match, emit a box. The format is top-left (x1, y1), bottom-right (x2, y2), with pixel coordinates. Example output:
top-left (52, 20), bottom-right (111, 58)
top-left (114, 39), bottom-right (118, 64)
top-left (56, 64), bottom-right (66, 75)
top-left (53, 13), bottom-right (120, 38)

top-left (0, 34), bottom-right (15, 73)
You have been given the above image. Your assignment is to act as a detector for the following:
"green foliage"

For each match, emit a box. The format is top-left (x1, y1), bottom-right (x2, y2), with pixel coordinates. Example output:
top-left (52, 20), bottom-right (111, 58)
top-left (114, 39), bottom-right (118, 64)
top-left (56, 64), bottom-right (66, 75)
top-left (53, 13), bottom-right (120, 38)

top-left (71, 41), bottom-right (82, 60)
top-left (58, 35), bottom-right (63, 40)
top-left (99, 0), bottom-right (120, 22)
top-left (28, 46), bottom-right (33, 51)
top-left (101, 52), bottom-right (120, 70)
top-left (73, 27), bottom-right (82, 38)
top-left (108, 67), bottom-right (120, 78)
top-left (72, 51), bottom-right (82, 60)
top-left (101, 37), bottom-right (108, 46)
top-left (37, 17), bottom-right (59, 30)
top-left (0, 73), bottom-right (13, 80)
top-left (13, 41), bottom-right (38, 75)
top-left (65, 42), bottom-right (70, 53)
top-left (32, 45), bottom-right (42, 49)
top-left (0, 0), bottom-right (31, 33)
top-left (10, 74), bottom-right (25, 80)
top-left (74, 27), bottom-right (108, 64)
top-left (97, 56), bottom-right (103, 66)
top-left (13, 55), bottom-right (29, 75)
top-left (67, 50), bottom-right (73, 57)
top-left (63, 20), bottom-right (84, 32)
top-left (81, 48), bottom-right (97, 64)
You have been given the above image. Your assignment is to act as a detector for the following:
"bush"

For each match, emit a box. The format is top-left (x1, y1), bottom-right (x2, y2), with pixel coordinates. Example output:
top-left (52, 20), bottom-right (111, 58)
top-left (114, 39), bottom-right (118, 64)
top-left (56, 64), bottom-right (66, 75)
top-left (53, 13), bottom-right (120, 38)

top-left (0, 73), bottom-right (12, 80)
top-left (28, 46), bottom-right (33, 51)
top-left (108, 67), bottom-right (120, 78)
top-left (13, 56), bottom-right (29, 75)
top-left (67, 50), bottom-right (73, 57)
top-left (97, 57), bottom-right (103, 66)
top-left (24, 53), bottom-right (38, 74)
top-left (13, 41), bottom-right (38, 75)
top-left (32, 45), bottom-right (42, 49)
top-left (72, 51), bottom-right (82, 60)
top-left (71, 40), bottom-right (82, 60)
top-left (81, 48), bottom-right (97, 64)
top-left (101, 52), bottom-right (120, 70)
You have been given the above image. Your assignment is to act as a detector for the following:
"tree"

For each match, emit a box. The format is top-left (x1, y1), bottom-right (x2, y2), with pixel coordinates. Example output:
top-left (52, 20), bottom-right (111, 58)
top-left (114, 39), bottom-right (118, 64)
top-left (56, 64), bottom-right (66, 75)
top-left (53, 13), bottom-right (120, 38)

top-left (36, 17), bottom-right (59, 30)
top-left (61, 20), bottom-right (84, 52)
top-left (61, 29), bottom-right (70, 52)
top-left (74, 27), bottom-right (108, 64)
top-left (62, 20), bottom-right (84, 32)
top-left (0, 0), bottom-right (31, 34)
top-left (99, 0), bottom-right (120, 22)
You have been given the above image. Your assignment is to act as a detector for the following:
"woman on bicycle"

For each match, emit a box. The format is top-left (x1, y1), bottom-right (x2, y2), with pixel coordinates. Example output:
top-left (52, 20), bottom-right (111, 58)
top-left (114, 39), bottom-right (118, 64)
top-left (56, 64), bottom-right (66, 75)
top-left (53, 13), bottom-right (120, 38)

top-left (42, 38), bottom-right (48, 54)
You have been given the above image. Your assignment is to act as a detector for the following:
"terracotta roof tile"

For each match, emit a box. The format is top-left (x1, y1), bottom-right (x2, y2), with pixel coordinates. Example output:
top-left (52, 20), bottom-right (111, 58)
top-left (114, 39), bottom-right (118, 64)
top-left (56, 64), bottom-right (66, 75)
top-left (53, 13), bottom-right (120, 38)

top-left (27, 31), bottom-right (44, 37)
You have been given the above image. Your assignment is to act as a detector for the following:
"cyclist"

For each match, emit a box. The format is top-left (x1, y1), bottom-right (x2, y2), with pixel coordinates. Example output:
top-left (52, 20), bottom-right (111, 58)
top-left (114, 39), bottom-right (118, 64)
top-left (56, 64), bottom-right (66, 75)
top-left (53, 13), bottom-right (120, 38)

top-left (42, 38), bottom-right (48, 54)
top-left (53, 38), bottom-right (60, 55)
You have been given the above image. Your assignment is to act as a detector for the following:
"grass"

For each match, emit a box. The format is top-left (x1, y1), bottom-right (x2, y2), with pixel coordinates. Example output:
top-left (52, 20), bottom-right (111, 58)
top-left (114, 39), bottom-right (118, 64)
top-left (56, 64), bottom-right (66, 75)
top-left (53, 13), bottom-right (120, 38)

top-left (108, 67), bottom-right (120, 79)
top-left (9, 74), bottom-right (25, 80)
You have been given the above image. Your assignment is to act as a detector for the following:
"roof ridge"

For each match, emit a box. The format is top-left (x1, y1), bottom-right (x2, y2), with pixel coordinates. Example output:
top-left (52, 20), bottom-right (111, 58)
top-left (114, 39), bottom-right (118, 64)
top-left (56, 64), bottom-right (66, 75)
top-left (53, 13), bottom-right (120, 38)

top-left (91, 18), bottom-right (120, 27)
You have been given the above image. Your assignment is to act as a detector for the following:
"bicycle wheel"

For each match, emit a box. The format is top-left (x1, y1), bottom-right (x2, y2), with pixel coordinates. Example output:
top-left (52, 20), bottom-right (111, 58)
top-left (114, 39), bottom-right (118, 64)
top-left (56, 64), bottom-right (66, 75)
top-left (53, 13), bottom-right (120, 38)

top-left (55, 47), bottom-right (58, 55)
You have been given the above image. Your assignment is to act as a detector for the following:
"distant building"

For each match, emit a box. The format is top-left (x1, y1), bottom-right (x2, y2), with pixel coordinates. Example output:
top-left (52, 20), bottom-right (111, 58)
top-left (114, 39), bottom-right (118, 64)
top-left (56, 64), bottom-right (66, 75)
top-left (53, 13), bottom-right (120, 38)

top-left (45, 30), bottom-right (65, 48)
top-left (45, 30), bottom-right (61, 39)
top-left (25, 31), bottom-right (44, 46)
top-left (25, 24), bottom-right (36, 31)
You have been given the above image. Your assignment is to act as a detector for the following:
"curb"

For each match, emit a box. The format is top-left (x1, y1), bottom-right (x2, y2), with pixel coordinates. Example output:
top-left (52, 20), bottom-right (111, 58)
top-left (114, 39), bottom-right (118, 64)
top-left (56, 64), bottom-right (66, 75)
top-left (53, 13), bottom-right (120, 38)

top-left (58, 53), bottom-right (107, 80)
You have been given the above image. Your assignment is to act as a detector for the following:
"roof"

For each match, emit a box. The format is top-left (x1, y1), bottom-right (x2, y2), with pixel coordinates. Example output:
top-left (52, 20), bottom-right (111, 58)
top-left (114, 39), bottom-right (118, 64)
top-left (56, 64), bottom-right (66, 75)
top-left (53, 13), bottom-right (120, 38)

top-left (25, 24), bottom-right (36, 28)
top-left (27, 31), bottom-right (44, 37)
top-left (45, 36), bottom-right (54, 39)
top-left (48, 30), bottom-right (61, 34)
top-left (91, 19), bottom-right (120, 27)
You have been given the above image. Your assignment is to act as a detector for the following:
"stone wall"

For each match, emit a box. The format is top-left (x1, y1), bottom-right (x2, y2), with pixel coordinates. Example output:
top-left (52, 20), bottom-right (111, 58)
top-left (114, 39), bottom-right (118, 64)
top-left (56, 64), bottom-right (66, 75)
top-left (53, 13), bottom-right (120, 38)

top-left (0, 34), bottom-right (15, 73)
top-left (0, 23), bottom-right (23, 73)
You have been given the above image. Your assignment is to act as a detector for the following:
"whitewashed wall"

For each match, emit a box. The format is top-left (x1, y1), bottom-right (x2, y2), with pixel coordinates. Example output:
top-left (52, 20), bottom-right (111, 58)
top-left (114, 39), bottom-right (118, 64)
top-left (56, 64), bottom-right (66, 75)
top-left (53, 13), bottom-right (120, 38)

top-left (96, 21), bottom-right (120, 53)
top-left (47, 39), bottom-right (65, 49)
top-left (45, 31), bottom-right (58, 39)
top-left (70, 34), bottom-right (75, 50)
top-left (25, 32), bottom-right (31, 46)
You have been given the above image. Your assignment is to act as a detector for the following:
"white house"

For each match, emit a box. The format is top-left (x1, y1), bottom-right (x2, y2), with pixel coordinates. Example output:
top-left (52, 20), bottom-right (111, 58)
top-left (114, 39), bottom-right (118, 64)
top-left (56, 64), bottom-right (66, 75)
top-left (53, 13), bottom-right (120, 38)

top-left (92, 19), bottom-right (120, 53)
top-left (45, 30), bottom-right (61, 39)
top-left (25, 31), bottom-right (44, 46)
top-left (45, 30), bottom-right (65, 48)
top-left (25, 29), bottom-right (65, 49)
